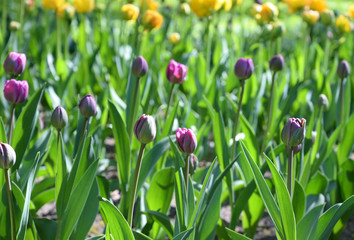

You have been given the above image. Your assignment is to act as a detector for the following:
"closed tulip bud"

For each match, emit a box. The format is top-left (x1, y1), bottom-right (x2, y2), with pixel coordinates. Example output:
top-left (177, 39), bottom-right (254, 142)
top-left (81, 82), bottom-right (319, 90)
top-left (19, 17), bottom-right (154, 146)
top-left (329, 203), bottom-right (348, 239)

top-left (337, 60), bottom-right (350, 79)
top-left (269, 54), bottom-right (284, 72)
top-left (271, 21), bottom-right (285, 39)
top-left (320, 9), bottom-right (334, 25)
top-left (259, 2), bottom-right (279, 23)
top-left (176, 128), bottom-right (197, 154)
top-left (234, 58), bottom-right (254, 81)
top-left (318, 94), bottom-right (328, 109)
top-left (134, 114), bottom-right (156, 144)
top-left (335, 15), bottom-right (352, 34)
top-left (286, 144), bottom-right (302, 154)
top-left (0, 143), bottom-right (16, 169)
top-left (132, 56), bottom-right (148, 78)
top-left (302, 9), bottom-right (320, 25)
top-left (179, 3), bottom-right (191, 15)
top-left (3, 52), bottom-right (27, 77)
top-left (189, 154), bottom-right (198, 175)
top-left (4, 79), bottom-right (29, 104)
top-left (142, 10), bottom-right (163, 30)
top-left (73, 0), bottom-right (94, 13)
top-left (166, 60), bottom-right (187, 84)
top-left (169, 32), bottom-right (181, 45)
top-left (79, 94), bottom-right (97, 118)
top-left (9, 21), bottom-right (21, 31)
top-left (121, 4), bottom-right (139, 21)
top-left (281, 118), bottom-right (306, 147)
top-left (51, 106), bottom-right (68, 130)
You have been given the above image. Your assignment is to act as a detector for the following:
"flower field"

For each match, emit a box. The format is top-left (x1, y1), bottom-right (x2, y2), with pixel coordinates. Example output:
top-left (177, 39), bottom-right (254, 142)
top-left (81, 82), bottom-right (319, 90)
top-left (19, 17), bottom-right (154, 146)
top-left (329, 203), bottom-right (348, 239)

top-left (0, 0), bottom-right (353, 239)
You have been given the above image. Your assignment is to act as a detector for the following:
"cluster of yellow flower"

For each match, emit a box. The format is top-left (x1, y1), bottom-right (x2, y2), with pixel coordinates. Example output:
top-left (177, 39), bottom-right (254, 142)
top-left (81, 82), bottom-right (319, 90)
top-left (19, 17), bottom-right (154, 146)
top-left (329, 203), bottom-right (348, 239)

top-left (190, 0), bottom-right (242, 18)
top-left (251, 2), bottom-right (279, 24)
top-left (42, 0), bottom-right (94, 18)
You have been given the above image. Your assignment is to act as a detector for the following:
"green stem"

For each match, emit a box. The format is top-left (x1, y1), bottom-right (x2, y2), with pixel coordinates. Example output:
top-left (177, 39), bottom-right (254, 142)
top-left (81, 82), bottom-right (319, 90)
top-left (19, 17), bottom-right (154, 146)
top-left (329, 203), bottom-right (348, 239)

top-left (206, 19), bottom-right (212, 77)
top-left (78, 118), bottom-right (88, 148)
top-left (165, 84), bottom-right (175, 121)
top-left (287, 147), bottom-right (294, 198)
top-left (5, 169), bottom-right (16, 240)
top-left (129, 77), bottom-right (140, 140)
top-left (19, 0), bottom-right (24, 46)
top-left (231, 80), bottom-right (246, 161)
top-left (55, 220), bottom-right (62, 240)
top-left (267, 71), bottom-right (276, 137)
top-left (56, 13), bottom-right (62, 60)
top-left (7, 104), bottom-right (15, 144)
top-left (339, 78), bottom-right (345, 124)
top-left (2, 0), bottom-right (6, 37)
top-left (184, 154), bottom-right (190, 192)
top-left (128, 143), bottom-right (146, 227)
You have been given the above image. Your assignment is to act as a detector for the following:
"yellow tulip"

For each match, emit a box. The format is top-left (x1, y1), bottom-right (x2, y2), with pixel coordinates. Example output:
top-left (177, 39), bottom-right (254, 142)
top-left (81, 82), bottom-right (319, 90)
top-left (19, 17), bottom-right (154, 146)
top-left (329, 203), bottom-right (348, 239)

top-left (121, 4), bottom-right (139, 21)
top-left (57, 2), bottom-right (75, 19)
top-left (169, 32), bottom-right (181, 45)
top-left (180, 3), bottom-right (191, 15)
top-left (140, 0), bottom-right (159, 11)
top-left (260, 2), bottom-right (279, 23)
top-left (190, 0), bottom-right (223, 18)
top-left (73, 0), bottom-right (95, 13)
top-left (142, 10), bottom-right (163, 30)
top-left (335, 15), bottom-right (352, 34)
top-left (286, 0), bottom-right (306, 13)
top-left (302, 9), bottom-right (320, 25)
top-left (349, 5), bottom-right (354, 19)
top-left (222, 0), bottom-right (232, 11)
top-left (42, 0), bottom-right (65, 10)
top-left (309, 0), bottom-right (327, 13)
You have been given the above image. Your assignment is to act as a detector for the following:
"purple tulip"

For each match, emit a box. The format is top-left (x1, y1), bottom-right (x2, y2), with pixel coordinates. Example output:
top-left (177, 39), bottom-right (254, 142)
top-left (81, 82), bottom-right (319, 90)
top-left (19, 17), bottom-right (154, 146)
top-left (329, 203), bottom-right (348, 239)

top-left (134, 114), bottom-right (156, 144)
top-left (269, 54), bottom-right (284, 72)
top-left (132, 56), bottom-right (149, 78)
top-left (281, 118), bottom-right (306, 147)
top-left (0, 143), bottom-right (16, 170)
top-left (51, 106), bottom-right (68, 130)
top-left (337, 60), bottom-right (350, 79)
top-left (3, 52), bottom-right (26, 77)
top-left (234, 58), bottom-right (254, 80)
top-left (176, 128), bottom-right (197, 154)
top-left (79, 95), bottom-right (97, 118)
top-left (4, 79), bottom-right (29, 104)
top-left (166, 60), bottom-right (187, 84)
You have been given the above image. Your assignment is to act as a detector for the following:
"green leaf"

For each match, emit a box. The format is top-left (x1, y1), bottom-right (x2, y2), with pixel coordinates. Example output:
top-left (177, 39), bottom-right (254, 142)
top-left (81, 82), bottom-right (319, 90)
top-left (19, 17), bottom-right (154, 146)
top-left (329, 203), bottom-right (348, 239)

top-left (58, 159), bottom-right (99, 240)
top-left (171, 228), bottom-right (194, 240)
top-left (337, 114), bottom-right (354, 165)
top-left (144, 211), bottom-right (174, 239)
top-left (133, 231), bottom-right (153, 240)
top-left (242, 192), bottom-right (264, 237)
top-left (313, 195), bottom-right (354, 240)
top-left (226, 228), bottom-right (252, 240)
top-left (292, 180), bottom-right (306, 223)
top-left (12, 86), bottom-right (45, 170)
top-left (240, 142), bottom-right (284, 239)
top-left (264, 153), bottom-right (296, 240)
top-left (99, 197), bottom-right (135, 240)
top-left (161, 103), bottom-right (178, 138)
top-left (33, 218), bottom-right (57, 240)
top-left (338, 159), bottom-right (354, 201)
top-left (108, 100), bottom-right (130, 194)
top-left (305, 171), bottom-right (328, 195)
top-left (296, 204), bottom-right (324, 240)
top-left (0, 117), bottom-right (7, 143)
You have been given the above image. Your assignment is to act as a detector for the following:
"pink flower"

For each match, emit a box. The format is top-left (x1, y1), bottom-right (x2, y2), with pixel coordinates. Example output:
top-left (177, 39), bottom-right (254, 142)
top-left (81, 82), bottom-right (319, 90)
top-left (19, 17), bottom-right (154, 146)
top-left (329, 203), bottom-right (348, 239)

top-left (176, 128), bottom-right (197, 154)
top-left (3, 52), bottom-right (27, 77)
top-left (166, 60), bottom-right (187, 84)
top-left (4, 79), bottom-right (29, 104)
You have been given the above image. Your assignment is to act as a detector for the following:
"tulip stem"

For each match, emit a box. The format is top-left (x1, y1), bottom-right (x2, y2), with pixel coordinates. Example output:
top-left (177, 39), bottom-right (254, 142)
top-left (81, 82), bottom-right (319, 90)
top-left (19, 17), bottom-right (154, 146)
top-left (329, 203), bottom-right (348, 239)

top-left (5, 169), bottom-right (16, 240)
top-left (128, 143), bottom-right (146, 227)
top-left (287, 147), bottom-right (294, 198)
top-left (19, 0), bottom-right (24, 46)
top-left (231, 80), bottom-right (246, 161)
top-left (129, 77), bottom-right (140, 141)
top-left (339, 78), bottom-right (345, 125)
top-left (184, 154), bottom-right (190, 192)
top-left (78, 118), bottom-right (88, 149)
top-left (267, 71), bottom-right (276, 137)
top-left (1, 0), bottom-right (6, 37)
top-left (7, 104), bottom-right (15, 144)
top-left (165, 84), bottom-right (175, 121)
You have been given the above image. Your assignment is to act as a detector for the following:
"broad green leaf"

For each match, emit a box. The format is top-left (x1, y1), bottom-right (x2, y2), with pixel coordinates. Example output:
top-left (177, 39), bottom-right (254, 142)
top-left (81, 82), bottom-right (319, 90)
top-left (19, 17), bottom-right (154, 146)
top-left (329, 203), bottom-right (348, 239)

top-left (99, 197), bottom-right (134, 240)
top-left (338, 159), bottom-right (354, 201)
top-left (305, 171), bottom-right (328, 195)
top-left (33, 218), bottom-right (57, 240)
top-left (296, 204), bottom-right (324, 240)
top-left (144, 211), bottom-right (174, 239)
top-left (292, 180), bottom-right (306, 223)
top-left (242, 192), bottom-right (264, 237)
top-left (337, 114), bottom-right (354, 165)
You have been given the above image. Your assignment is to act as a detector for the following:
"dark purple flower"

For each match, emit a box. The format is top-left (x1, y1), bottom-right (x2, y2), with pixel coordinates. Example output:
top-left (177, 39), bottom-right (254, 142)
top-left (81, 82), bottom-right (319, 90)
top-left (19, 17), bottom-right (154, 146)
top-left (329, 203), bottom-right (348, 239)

top-left (166, 60), bottom-right (187, 84)
top-left (0, 143), bottom-right (16, 170)
top-left (51, 106), bottom-right (68, 130)
top-left (132, 56), bottom-right (149, 78)
top-left (281, 118), bottom-right (306, 147)
top-left (79, 95), bottom-right (97, 118)
top-left (176, 128), bottom-right (197, 154)
top-left (234, 58), bottom-right (254, 80)
top-left (3, 52), bottom-right (26, 77)
top-left (4, 79), bottom-right (29, 104)
top-left (134, 114), bottom-right (156, 144)
top-left (269, 54), bottom-right (284, 72)
top-left (337, 60), bottom-right (350, 79)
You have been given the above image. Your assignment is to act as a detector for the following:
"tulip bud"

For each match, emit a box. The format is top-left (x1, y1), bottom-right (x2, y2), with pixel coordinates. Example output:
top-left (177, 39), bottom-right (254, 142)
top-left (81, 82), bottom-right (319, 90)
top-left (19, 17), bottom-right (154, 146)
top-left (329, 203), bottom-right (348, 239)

top-left (134, 114), bottom-right (156, 144)
top-left (51, 106), bottom-right (68, 130)
top-left (4, 79), bottom-right (29, 104)
top-left (121, 4), bottom-right (139, 21)
top-left (286, 144), bottom-right (302, 154)
top-left (0, 143), bottom-right (16, 169)
top-left (234, 58), bottom-right (254, 81)
top-left (132, 56), bottom-right (148, 78)
top-left (166, 60), bottom-right (188, 84)
top-left (302, 9), bottom-right (320, 25)
top-left (189, 154), bottom-right (198, 175)
top-left (320, 9), bottom-right (334, 25)
top-left (318, 94), bottom-right (328, 109)
top-left (142, 10), bottom-right (163, 30)
top-left (269, 54), bottom-right (284, 72)
top-left (179, 3), bottom-right (191, 15)
top-left (3, 52), bottom-right (27, 77)
top-left (281, 118), bottom-right (306, 147)
top-left (79, 94), bottom-right (97, 118)
top-left (337, 60), bottom-right (350, 79)
top-left (176, 128), bottom-right (197, 154)
top-left (169, 32), bottom-right (181, 45)
top-left (9, 21), bottom-right (21, 31)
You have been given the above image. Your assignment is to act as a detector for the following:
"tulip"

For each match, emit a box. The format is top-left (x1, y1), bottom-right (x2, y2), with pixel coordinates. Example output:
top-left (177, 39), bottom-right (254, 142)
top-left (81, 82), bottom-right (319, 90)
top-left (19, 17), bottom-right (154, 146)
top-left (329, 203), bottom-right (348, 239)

top-left (3, 52), bottom-right (26, 77)
top-left (51, 106), bottom-right (68, 130)
top-left (79, 94), bottom-right (97, 118)
top-left (176, 128), bottom-right (197, 154)
top-left (166, 60), bottom-right (187, 84)
top-left (42, 0), bottom-right (65, 10)
top-left (337, 60), bottom-right (351, 125)
top-left (0, 143), bottom-right (16, 170)
top-left (132, 56), bottom-right (148, 78)
top-left (335, 15), bottom-right (352, 34)
top-left (179, 3), bottom-right (191, 15)
top-left (337, 60), bottom-right (350, 79)
top-left (73, 0), bottom-right (94, 13)
top-left (309, 0), bottom-right (327, 13)
top-left (142, 10), bottom-right (163, 30)
top-left (57, 2), bottom-right (75, 19)
top-left (269, 54), bottom-right (284, 72)
top-left (281, 118), bottom-right (306, 147)
top-left (318, 94), bottom-right (328, 109)
top-left (302, 9), bottom-right (320, 25)
top-left (349, 5), bottom-right (354, 19)
top-left (234, 58), bottom-right (254, 81)
top-left (320, 9), bottom-right (334, 25)
top-left (259, 2), bottom-right (279, 23)
top-left (140, 0), bottom-right (159, 11)
top-left (4, 79), bottom-right (29, 104)
top-left (121, 4), bottom-right (139, 21)
top-left (134, 114), bottom-right (156, 144)
top-left (189, 154), bottom-right (198, 175)
top-left (9, 21), bottom-right (21, 32)
top-left (169, 32), bottom-right (181, 45)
